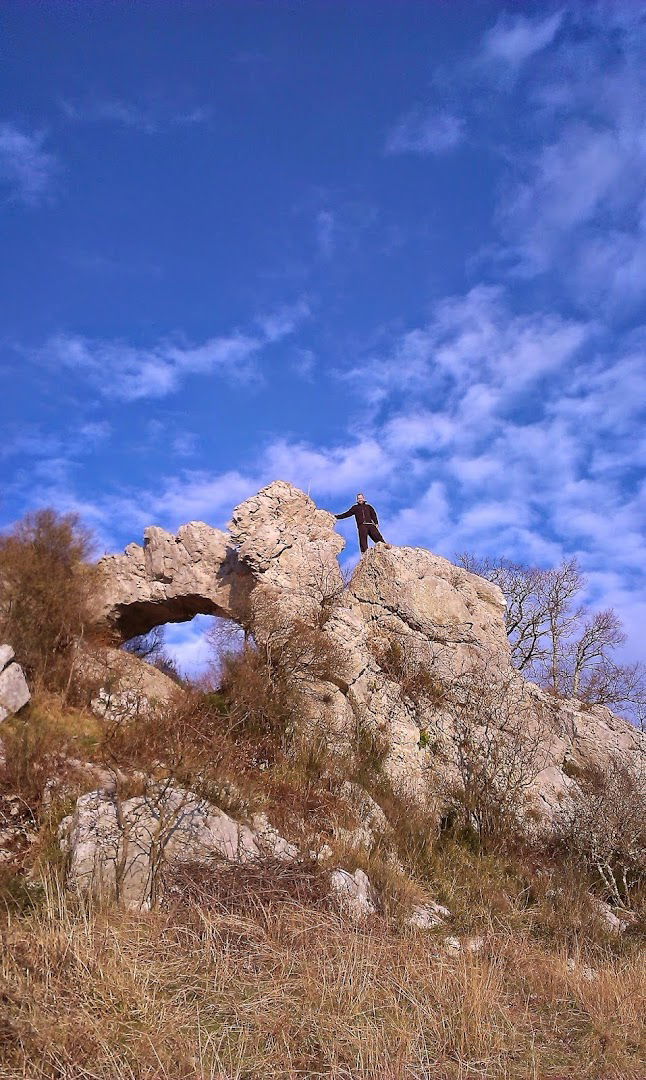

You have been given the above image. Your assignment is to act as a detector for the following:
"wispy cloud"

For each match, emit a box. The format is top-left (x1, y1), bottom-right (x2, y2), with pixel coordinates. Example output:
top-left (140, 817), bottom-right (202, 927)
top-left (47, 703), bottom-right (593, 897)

top-left (482, 9), bottom-right (564, 69)
top-left (386, 106), bottom-right (464, 156)
top-left (489, 8), bottom-right (646, 312)
top-left (0, 123), bottom-right (58, 205)
top-left (59, 98), bottom-right (211, 134)
top-left (32, 299), bottom-right (310, 402)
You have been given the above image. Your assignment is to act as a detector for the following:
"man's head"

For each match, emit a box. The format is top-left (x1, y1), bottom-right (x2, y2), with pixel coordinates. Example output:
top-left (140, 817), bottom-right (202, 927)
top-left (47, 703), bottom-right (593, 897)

top-left (357, 493), bottom-right (366, 504)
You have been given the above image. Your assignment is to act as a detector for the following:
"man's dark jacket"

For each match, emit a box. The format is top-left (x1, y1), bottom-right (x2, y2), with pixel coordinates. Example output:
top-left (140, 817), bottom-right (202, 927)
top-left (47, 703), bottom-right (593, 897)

top-left (335, 503), bottom-right (379, 526)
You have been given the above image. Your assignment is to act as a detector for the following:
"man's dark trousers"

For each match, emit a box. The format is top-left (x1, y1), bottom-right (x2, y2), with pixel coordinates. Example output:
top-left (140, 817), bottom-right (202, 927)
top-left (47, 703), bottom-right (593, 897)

top-left (359, 523), bottom-right (385, 553)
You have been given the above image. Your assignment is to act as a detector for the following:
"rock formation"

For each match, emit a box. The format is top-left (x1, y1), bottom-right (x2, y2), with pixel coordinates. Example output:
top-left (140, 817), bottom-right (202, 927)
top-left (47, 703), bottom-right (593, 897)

top-left (0, 645), bottom-right (30, 722)
top-left (95, 522), bottom-right (253, 639)
top-left (93, 481), bottom-right (644, 827)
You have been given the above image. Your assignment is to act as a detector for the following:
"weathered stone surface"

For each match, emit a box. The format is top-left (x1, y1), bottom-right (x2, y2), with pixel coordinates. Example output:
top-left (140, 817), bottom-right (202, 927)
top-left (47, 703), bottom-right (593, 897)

top-left (59, 785), bottom-right (296, 910)
top-left (77, 644), bottom-right (182, 722)
top-left (230, 480), bottom-right (345, 624)
top-left (0, 645), bottom-right (15, 669)
top-left (96, 522), bottom-right (253, 639)
top-left (0, 646), bottom-right (30, 722)
top-left (329, 867), bottom-right (376, 920)
top-left (349, 545), bottom-right (509, 676)
top-left (409, 901), bottom-right (452, 929)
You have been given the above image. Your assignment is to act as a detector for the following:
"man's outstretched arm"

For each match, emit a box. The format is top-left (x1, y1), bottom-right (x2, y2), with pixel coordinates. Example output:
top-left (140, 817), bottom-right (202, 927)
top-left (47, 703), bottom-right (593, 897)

top-left (334, 505), bottom-right (356, 520)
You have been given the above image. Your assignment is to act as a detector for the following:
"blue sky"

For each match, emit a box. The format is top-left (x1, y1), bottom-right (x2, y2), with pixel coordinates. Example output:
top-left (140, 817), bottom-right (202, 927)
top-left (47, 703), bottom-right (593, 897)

top-left (2, 1), bottom-right (645, 674)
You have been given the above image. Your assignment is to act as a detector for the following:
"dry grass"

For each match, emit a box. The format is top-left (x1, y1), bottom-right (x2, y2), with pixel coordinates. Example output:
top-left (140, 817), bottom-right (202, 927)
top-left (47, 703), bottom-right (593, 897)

top-left (0, 880), bottom-right (643, 1080)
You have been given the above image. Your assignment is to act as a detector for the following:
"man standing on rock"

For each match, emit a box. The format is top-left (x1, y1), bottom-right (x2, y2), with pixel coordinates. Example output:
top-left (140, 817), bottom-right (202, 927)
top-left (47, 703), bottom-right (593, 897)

top-left (334, 493), bottom-right (389, 554)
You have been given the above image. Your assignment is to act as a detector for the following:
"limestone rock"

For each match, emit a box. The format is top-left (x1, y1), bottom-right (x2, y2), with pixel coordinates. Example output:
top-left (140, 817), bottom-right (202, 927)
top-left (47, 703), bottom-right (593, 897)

top-left (329, 867), bottom-right (376, 920)
top-left (78, 644), bottom-right (182, 722)
top-left (229, 480), bottom-right (345, 623)
top-left (96, 522), bottom-right (253, 639)
top-left (349, 545), bottom-right (509, 677)
top-left (409, 901), bottom-right (452, 929)
top-left (0, 646), bottom-right (30, 722)
top-left (0, 645), bottom-right (15, 670)
top-left (59, 785), bottom-right (295, 910)
top-left (592, 899), bottom-right (634, 935)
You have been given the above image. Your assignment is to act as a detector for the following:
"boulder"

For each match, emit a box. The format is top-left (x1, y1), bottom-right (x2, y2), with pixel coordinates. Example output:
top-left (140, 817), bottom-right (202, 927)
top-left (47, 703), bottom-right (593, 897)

top-left (409, 900), bottom-right (452, 929)
top-left (0, 645), bottom-right (30, 722)
top-left (59, 785), bottom-right (296, 910)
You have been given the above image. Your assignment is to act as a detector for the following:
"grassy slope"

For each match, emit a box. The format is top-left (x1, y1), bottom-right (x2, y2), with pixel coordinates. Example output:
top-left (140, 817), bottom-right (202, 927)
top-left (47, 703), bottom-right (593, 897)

top-left (1, 881), bottom-right (644, 1080)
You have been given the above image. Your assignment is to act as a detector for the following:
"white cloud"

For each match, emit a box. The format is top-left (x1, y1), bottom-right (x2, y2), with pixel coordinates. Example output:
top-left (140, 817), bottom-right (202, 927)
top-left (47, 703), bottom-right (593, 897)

top-left (35, 299), bottom-right (309, 402)
top-left (482, 9), bottom-right (564, 69)
top-left (490, 11), bottom-right (646, 311)
top-left (256, 298), bottom-right (310, 342)
top-left (386, 107), bottom-right (464, 155)
top-left (345, 285), bottom-right (589, 412)
top-left (0, 123), bottom-right (58, 205)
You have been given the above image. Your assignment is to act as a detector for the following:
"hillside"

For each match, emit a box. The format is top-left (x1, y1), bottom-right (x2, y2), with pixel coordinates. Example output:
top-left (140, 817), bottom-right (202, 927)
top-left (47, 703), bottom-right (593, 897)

top-left (0, 483), bottom-right (644, 1079)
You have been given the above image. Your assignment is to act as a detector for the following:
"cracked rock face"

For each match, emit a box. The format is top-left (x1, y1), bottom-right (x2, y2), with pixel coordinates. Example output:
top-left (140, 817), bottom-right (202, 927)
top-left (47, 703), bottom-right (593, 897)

top-left (348, 546), bottom-right (510, 675)
top-left (230, 480), bottom-right (346, 624)
top-left (0, 645), bottom-right (30, 722)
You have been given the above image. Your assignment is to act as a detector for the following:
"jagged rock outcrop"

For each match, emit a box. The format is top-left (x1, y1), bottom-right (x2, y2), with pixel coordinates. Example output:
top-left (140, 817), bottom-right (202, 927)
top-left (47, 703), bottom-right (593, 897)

top-left (230, 480), bottom-right (345, 624)
top-left (348, 547), bottom-right (509, 673)
top-left (0, 645), bottom-right (30, 722)
top-left (94, 480), bottom-right (645, 826)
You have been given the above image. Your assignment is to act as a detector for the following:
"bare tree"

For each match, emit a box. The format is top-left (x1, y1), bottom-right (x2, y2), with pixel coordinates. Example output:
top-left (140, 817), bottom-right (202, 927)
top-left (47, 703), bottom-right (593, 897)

top-left (458, 554), bottom-right (553, 673)
top-left (568, 609), bottom-right (625, 697)
top-left (122, 626), bottom-right (183, 683)
top-left (123, 626), bottom-right (167, 662)
top-left (458, 553), bottom-right (644, 716)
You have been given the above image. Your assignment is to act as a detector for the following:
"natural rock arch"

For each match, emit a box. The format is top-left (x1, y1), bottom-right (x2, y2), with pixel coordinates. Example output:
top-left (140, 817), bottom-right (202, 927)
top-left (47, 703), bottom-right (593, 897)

top-left (95, 480), bottom-right (346, 641)
top-left (96, 522), bottom-right (254, 641)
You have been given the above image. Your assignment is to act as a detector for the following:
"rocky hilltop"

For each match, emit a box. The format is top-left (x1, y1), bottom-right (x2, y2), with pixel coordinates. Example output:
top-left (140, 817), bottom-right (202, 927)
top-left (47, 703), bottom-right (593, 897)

top-left (96, 480), bottom-right (643, 823)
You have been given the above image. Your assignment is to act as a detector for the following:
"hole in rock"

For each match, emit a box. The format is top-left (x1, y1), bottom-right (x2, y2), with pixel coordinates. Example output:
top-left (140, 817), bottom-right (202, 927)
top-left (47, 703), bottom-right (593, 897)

top-left (122, 615), bottom-right (245, 686)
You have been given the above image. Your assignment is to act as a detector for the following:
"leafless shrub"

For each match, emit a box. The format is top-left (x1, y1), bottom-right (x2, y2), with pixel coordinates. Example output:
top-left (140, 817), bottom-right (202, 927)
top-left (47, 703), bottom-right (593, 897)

top-left (99, 687), bottom-right (252, 791)
top-left (553, 757), bottom-right (646, 909)
top-left (427, 668), bottom-right (551, 847)
top-left (0, 509), bottom-right (101, 696)
top-left (374, 636), bottom-right (448, 707)
top-left (302, 548), bottom-right (350, 626)
top-left (216, 597), bottom-right (346, 757)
